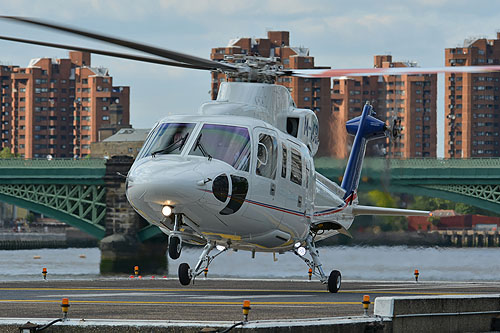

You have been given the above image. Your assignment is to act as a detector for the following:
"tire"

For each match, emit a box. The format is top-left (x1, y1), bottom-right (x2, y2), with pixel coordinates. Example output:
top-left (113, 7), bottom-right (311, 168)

top-left (178, 263), bottom-right (191, 286)
top-left (168, 236), bottom-right (182, 260)
top-left (327, 270), bottom-right (341, 293)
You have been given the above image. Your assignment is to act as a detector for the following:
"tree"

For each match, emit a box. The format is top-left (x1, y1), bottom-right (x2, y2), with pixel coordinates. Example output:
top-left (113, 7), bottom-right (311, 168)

top-left (0, 147), bottom-right (15, 158)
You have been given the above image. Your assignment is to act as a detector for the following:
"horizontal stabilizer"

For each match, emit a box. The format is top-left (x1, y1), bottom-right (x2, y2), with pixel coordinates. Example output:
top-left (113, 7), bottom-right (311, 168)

top-left (352, 205), bottom-right (430, 217)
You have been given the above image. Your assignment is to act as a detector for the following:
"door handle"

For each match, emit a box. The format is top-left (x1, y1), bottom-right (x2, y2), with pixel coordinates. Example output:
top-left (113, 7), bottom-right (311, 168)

top-left (270, 183), bottom-right (276, 196)
top-left (297, 195), bottom-right (302, 208)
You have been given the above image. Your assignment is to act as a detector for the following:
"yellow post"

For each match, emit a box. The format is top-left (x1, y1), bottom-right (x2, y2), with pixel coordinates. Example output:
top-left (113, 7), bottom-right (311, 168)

top-left (61, 298), bottom-right (70, 321)
top-left (362, 295), bottom-right (370, 316)
top-left (242, 300), bottom-right (251, 322)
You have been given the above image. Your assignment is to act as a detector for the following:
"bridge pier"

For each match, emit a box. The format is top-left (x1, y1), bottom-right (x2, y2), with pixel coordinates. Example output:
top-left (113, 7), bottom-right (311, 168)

top-left (100, 156), bottom-right (168, 275)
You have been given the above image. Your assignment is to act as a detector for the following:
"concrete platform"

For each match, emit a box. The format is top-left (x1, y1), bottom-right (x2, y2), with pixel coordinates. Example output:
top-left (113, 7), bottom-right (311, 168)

top-left (0, 278), bottom-right (499, 322)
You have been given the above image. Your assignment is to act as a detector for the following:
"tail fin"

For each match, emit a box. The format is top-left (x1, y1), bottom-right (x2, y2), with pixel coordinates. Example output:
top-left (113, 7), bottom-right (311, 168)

top-left (341, 103), bottom-right (386, 202)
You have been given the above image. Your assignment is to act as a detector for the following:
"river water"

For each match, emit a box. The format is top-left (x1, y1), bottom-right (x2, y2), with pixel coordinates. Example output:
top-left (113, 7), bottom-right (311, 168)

top-left (0, 246), bottom-right (499, 282)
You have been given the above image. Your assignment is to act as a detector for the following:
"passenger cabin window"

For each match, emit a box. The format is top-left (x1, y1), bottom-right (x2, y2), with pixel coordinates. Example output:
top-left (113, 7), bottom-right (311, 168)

top-left (256, 134), bottom-right (277, 179)
top-left (138, 122), bottom-right (195, 159)
top-left (290, 149), bottom-right (302, 186)
top-left (190, 124), bottom-right (251, 171)
top-left (281, 144), bottom-right (287, 178)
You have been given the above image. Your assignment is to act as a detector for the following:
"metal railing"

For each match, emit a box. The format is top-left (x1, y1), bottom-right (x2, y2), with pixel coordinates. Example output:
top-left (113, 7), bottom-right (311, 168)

top-left (0, 158), bottom-right (106, 168)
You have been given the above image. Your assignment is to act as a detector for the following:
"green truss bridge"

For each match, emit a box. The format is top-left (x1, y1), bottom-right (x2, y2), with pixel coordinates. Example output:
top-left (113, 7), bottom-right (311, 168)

top-left (0, 158), bottom-right (161, 241)
top-left (316, 157), bottom-right (500, 214)
top-left (0, 157), bottom-right (166, 273)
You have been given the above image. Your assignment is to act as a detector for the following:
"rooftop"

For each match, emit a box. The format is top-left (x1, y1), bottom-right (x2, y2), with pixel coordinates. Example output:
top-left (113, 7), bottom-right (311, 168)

top-left (103, 128), bottom-right (150, 142)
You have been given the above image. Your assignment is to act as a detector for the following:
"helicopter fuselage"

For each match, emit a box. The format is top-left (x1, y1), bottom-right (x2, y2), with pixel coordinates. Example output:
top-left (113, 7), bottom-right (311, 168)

top-left (126, 82), bottom-right (347, 253)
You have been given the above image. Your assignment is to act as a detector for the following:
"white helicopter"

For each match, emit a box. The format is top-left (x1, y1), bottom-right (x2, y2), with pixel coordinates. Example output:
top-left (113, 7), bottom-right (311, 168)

top-left (3, 16), bottom-right (500, 292)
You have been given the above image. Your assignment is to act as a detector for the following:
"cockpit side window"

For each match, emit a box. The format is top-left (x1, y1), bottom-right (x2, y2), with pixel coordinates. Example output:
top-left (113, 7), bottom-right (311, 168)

top-left (256, 134), bottom-right (277, 179)
top-left (137, 122), bottom-right (195, 159)
top-left (189, 124), bottom-right (251, 171)
top-left (290, 149), bottom-right (302, 186)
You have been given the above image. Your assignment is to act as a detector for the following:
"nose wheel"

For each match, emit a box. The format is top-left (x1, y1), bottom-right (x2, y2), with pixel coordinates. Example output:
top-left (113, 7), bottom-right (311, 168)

top-left (168, 235), bottom-right (182, 259)
top-left (168, 214), bottom-right (183, 260)
top-left (178, 263), bottom-right (191, 285)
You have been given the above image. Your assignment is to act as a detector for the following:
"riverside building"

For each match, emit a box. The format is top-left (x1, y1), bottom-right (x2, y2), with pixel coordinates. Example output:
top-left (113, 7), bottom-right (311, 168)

top-left (0, 51), bottom-right (130, 158)
top-left (444, 32), bottom-right (500, 158)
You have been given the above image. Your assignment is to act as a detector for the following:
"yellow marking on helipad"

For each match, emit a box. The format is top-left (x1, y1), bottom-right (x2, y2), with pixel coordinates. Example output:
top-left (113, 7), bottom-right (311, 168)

top-left (0, 287), bottom-right (472, 296)
top-left (0, 299), bottom-right (359, 305)
top-left (345, 290), bottom-right (470, 296)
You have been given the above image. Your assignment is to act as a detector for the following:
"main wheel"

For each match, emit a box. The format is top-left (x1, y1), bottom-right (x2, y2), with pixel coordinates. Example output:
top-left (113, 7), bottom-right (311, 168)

top-left (178, 263), bottom-right (191, 285)
top-left (168, 235), bottom-right (182, 260)
top-left (327, 270), bottom-right (341, 293)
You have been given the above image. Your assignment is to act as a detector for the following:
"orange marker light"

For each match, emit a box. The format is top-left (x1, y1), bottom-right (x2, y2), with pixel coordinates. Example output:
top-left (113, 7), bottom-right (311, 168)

top-left (134, 266), bottom-right (139, 276)
top-left (308, 268), bottom-right (312, 281)
top-left (242, 300), bottom-right (251, 322)
top-left (42, 267), bottom-right (47, 280)
top-left (204, 267), bottom-right (208, 278)
top-left (414, 269), bottom-right (420, 282)
top-left (61, 298), bottom-right (70, 320)
top-left (362, 295), bottom-right (370, 316)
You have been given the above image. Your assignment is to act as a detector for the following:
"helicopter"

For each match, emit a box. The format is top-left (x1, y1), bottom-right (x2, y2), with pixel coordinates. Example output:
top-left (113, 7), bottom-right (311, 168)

top-left (2, 16), bottom-right (500, 293)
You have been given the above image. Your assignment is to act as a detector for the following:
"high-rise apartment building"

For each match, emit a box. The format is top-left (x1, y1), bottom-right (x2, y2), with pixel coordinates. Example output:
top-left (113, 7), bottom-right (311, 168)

top-left (445, 33), bottom-right (500, 158)
top-left (210, 31), bottom-right (332, 156)
top-left (0, 51), bottom-right (130, 158)
top-left (331, 55), bottom-right (437, 158)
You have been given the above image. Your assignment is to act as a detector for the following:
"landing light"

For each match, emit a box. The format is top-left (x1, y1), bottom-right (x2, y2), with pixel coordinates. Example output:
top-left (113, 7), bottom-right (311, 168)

top-left (297, 247), bottom-right (306, 256)
top-left (294, 242), bottom-right (301, 248)
top-left (216, 245), bottom-right (226, 251)
top-left (161, 205), bottom-right (173, 217)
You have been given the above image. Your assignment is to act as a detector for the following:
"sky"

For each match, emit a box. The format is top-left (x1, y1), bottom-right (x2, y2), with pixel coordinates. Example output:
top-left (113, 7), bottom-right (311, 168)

top-left (1, 0), bottom-right (500, 157)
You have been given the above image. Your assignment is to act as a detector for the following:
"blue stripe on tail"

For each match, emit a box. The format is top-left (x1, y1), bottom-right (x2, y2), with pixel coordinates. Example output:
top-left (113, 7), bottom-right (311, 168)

top-left (341, 103), bottom-right (386, 201)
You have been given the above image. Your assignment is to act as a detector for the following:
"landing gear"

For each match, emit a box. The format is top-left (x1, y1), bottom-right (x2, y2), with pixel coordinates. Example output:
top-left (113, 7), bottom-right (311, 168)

top-left (168, 235), bottom-right (182, 259)
top-left (177, 241), bottom-right (227, 285)
top-left (328, 270), bottom-right (341, 293)
top-left (294, 233), bottom-right (342, 293)
top-left (168, 214), bottom-right (182, 260)
top-left (178, 263), bottom-right (191, 285)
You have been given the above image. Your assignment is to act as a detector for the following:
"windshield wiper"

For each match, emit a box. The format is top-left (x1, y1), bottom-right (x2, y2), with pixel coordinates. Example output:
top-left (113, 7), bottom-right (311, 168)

top-left (152, 133), bottom-right (189, 157)
top-left (195, 134), bottom-right (212, 161)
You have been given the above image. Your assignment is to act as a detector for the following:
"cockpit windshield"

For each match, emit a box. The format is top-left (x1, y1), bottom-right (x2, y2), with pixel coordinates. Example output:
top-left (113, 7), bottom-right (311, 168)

top-left (138, 123), bottom-right (195, 159)
top-left (189, 124), bottom-right (251, 171)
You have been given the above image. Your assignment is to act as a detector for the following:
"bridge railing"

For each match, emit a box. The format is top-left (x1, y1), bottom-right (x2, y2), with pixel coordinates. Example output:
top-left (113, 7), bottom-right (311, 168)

top-left (314, 157), bottom-right (500, 171)
top-left (0, 158), bottom-right (106, 168)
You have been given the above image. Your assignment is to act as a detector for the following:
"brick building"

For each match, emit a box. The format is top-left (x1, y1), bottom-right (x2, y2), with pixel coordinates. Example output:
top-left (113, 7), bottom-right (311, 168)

top-left (408, 212), bottom-right (500, 231)
top-left (210, 31), bottom-right (333, 156)
top-left (444, 33), bottom-right (500, 158)
top-left (331, 55), bottom-right (437, 158)
top-left (0, 51), bottom-right (130, 158)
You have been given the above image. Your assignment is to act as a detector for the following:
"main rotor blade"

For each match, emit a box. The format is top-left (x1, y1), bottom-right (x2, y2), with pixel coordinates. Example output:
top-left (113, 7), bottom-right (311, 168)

top-left (288, 66), bottom-right (500, 78)
top-left (0, 35), bottom-right (209, 70)
top-left (1, 16), bottom-right (237, 72)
